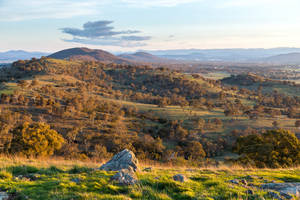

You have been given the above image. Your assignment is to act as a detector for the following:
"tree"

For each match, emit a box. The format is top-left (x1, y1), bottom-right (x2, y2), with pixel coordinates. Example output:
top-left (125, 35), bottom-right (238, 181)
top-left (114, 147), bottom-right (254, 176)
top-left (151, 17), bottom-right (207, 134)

top-left (158, 98), bottom-right (168, 108)
top-left (295, 120), bottom-right (300, 128)
top-left (10, 122), bottom-right (65, 157)
top-left (193, 118), bottom-right (205, 130)
top-left (17, 80), bottom-right (28, 89)
top-left (184, 141), bottom-right (206, 161)
top-left (175, 125), bottom-right (188, 140)
top-left (234, 129), bottom-right (300, 168)
top-left (272, 121), bottom-right (279, 128)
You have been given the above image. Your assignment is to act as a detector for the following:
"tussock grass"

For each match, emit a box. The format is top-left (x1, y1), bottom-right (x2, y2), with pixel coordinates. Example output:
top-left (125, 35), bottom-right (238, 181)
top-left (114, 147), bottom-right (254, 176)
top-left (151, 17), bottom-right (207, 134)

top-left (0, 156), bottom-right (298, 199)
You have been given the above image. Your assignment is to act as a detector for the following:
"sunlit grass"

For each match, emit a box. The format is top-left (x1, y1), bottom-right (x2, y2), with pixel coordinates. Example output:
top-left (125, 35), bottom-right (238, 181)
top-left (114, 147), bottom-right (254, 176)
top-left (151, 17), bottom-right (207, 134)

top-left (0, 156), bottom-right (298, 200)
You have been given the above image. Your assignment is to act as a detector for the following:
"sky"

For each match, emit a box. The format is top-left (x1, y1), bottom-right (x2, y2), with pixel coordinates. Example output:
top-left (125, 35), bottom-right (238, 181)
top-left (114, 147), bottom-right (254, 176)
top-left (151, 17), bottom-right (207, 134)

top-left (1, 0), bottom-right (300, 53)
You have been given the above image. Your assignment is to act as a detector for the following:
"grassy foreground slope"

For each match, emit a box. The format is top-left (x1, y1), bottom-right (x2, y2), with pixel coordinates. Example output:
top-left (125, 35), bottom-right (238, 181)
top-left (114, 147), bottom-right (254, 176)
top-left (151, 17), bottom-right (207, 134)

top-left (0, 157), bottom-right (299, 200)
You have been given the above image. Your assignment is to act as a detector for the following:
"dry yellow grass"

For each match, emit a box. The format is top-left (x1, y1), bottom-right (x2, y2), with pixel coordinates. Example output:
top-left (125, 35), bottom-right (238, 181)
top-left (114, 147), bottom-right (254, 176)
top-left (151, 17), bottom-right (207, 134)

top-left (0, 155), bottom-right (298, 171)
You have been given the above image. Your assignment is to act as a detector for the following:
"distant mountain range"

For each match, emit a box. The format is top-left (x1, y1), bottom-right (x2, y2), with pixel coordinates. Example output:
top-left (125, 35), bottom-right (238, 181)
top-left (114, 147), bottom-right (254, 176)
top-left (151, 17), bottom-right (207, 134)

top-left (262, 53), bottom-right (300, 64)
top-left (0, 50), bottom-right (49, 63)
top-left (1, 47), bottom-right (300, 64)
top-left (118, 52), bottom-right (172, 63)
top-left (145, 47), bottom-right (300, 63)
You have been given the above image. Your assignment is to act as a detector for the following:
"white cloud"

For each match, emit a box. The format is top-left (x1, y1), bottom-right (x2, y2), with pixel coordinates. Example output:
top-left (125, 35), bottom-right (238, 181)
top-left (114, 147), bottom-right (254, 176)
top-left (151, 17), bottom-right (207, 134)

top-left (0, 0), bottom-right (205, 21)
top-left (120, 0), bottom-right (202, 7)
top-left (63, 37), bottom-right (148, 47)
top-left (219, 0), bottom-right (298, 8)
top-left (0, 0), bottom-right (104, 21)
top-left (61, 20), bottom-right (151, 47)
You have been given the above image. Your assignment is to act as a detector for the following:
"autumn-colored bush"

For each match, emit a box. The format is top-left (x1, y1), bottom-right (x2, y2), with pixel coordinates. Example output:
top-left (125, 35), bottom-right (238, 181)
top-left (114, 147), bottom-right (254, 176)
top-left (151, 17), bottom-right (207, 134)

top-left (10, 122), bottom-right (65, 157)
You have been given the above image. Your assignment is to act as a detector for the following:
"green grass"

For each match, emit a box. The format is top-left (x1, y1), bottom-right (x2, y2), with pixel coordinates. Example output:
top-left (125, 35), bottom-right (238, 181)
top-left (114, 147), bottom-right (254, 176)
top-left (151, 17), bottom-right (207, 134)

top-left (0, 82), bottom-right (18, 95)
top-left (102, 97), bottom-right (226, 121)
top-left (0, 158), bottom-right (298, 200)
top-left (200, 72), bottom-right (231, 80)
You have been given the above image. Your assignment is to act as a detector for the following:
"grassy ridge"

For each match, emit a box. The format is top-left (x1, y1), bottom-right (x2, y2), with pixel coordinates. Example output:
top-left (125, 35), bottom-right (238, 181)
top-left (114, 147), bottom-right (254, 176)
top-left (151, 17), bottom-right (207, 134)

top-left (0, 157), bottom-right (299, 200)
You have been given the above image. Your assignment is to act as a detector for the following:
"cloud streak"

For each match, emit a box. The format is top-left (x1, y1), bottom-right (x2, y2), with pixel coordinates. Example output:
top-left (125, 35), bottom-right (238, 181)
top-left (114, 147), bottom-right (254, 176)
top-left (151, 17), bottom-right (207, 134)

top-left (120, 0), bottom-right (203, 7)
top-left (61, 20), bottom-right (151, 47)
top-left (0, 0), bottom-right (204, 21)
top-left (218, 0), bottom-right (298, 8)
top-left (0, 0), bottom-right (106, 21)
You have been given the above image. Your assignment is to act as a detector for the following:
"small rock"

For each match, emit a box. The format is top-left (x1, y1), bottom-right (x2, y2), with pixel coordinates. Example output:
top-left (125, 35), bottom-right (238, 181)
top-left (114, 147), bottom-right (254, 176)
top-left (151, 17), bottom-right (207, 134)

top-left (26, 174), bottom-right (38, 181)
top-left (280, 192), bottom-right (293, 200)
top-left (246, 175), bottom-right (256, 180)
top-left (111, 169), bottom-right (137, 185)
top-left (142, 167), bottom-right (152, 172)
top-left (241, 179), bottom-right (248, 185)
top-left (99, 149), bottom-right (139, 172)
top-left (71, 178), bottom-right (81, 184)
top-left (16, 175), bottom-right (30, 181)
top-left (0, 192), bottom-right (9, 200)
top-left (15, 174), bottom-right (38, 181)
top-left (246, 189), bottom-right (254, 195)
top-left (229, 179), bottom-right (239, 184)
top-left (173, 174), bottom-right (187, 182)
top-left (267, 191), bottom-right (283, 200)
top-left (261, 182), bottom-right (300, 197)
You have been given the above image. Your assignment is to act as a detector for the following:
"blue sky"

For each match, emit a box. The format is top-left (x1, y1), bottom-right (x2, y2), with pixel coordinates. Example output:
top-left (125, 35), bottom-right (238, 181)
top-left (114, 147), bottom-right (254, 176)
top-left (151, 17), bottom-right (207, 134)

top-left (1, 0), bottom-right (300, 52)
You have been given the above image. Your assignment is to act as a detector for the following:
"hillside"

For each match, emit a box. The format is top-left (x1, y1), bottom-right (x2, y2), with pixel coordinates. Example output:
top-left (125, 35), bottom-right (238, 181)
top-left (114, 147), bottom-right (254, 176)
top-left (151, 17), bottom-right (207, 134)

top-left (48, 47), bottom-right (131, 64)
top-left (0, 50), bottom-right (48, 63)
top-left (147, 47), bottom-right (300, 62)
top-left (0, 57), bottom-right (299, 170)
top-left (222, 73), bottom-right (300, 97)
top-left (119, 52), bottom-right (172, 63)
top-left (263, 52), bottom-right (300, 64)
top-left (222, 73), bottom-right (266, 86)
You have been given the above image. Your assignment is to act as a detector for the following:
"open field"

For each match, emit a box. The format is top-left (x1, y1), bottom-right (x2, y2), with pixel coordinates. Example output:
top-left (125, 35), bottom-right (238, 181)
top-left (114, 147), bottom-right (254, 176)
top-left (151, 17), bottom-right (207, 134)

top-left (0, 82), bottom-right (18, 95)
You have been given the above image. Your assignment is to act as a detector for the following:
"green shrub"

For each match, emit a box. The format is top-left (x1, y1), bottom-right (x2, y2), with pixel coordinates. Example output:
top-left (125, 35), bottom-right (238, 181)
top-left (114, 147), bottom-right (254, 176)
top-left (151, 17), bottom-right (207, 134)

top-left (68, 166), bottom-right (92, 174)
top-left (10, 165), bottom-right (39, 176)
top-left (39, 166), bottom-right (63, 175)
top-left (234, 129), bottom-right (300, 168)
top-left (0, 170), bottom-right (12, 179)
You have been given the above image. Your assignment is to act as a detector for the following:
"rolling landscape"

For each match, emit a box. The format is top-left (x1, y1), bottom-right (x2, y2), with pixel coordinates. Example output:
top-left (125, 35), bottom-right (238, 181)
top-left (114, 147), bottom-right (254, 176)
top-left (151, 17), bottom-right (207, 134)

top-left (0, 0), bottom-right (300, 199)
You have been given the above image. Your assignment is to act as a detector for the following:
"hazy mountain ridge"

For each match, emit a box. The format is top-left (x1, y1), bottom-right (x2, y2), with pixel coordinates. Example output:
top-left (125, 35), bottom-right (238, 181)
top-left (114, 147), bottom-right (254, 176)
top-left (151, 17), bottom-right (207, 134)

top-left (145, 47), bottom-right (300, 63)
top-left (262, 52), bottom-right (300, 64)
top-left (0, 50), bottom-right (49, 63)
top-left (119, 51), bottom-right (173, 63)
top-left (2, 47), bottom-right (300, 64)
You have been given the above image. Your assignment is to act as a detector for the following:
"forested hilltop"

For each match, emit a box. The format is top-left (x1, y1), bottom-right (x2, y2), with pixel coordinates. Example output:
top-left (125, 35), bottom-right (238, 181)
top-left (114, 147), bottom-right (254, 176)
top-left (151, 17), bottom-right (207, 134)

top-left (0, 57), bottom-right (299, 168)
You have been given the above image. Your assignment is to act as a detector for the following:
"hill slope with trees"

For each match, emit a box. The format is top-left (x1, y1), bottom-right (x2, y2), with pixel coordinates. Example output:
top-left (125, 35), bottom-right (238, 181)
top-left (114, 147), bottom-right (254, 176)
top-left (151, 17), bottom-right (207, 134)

top-left (0, 56), bottom-right (299, 168)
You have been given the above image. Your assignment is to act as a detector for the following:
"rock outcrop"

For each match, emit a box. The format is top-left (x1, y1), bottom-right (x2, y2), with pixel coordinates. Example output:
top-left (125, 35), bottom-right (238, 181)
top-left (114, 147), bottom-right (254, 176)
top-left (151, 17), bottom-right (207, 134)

top-left (229, 179), bottom-right (239, 184)
top-left (261, 183), bottom-right (300, 199)
top-left (100, 149), bottom-right (139, 185)
top-left (110, 169), bottom-right (138, 185)
top-left (173, 174), bottom-right (187, 182)
top-left (99, 149), bottom-right (139, 172)
top-left (0, 192), bottom-right (9, 200)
